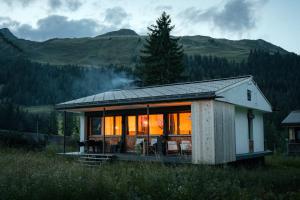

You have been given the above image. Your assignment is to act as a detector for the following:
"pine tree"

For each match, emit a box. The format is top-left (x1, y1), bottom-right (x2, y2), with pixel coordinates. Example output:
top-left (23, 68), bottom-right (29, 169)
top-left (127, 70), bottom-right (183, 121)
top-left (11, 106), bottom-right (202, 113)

top-left (136, 12), bottom-right (184, 86)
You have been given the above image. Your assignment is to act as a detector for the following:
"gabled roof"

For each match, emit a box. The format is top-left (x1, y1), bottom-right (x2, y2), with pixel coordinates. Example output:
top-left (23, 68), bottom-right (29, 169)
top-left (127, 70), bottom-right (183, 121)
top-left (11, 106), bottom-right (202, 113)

top-left (56, 75), bottom-right (252, 110)
top-left (282, 110), bottom-right (300, 126)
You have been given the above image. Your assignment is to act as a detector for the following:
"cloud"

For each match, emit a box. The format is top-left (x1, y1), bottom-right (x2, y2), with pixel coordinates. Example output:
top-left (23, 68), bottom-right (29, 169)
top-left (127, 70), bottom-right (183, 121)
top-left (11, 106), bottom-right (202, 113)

top-left (104, 7), bottom-right (129, 25)
top-left (11, 15), bottom-right (99, 40)
top-left (180, 0), bottom-right (268, 32)
top-left (156, 5), bottom-right (172, 11)
top-left (48, 0), bottom-right (82, 11)
top-left (2, 0), bottom-right (36, 7)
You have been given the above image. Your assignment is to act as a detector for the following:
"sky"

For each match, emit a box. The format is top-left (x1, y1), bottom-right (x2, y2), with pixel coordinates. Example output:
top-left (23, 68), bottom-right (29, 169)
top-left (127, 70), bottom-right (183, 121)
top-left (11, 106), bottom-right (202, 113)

top-left (0, 0), bottom-right (299, 54)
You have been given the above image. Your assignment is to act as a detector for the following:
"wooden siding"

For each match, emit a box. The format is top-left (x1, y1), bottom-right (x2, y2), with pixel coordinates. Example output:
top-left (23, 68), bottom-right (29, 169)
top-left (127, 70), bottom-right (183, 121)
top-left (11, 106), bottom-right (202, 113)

top-left (191, 100), bottom-right (215, 164)
top-left (213, 101), bottom-right (236, 163)
top-left (191, 100), bottom-right (236, 164)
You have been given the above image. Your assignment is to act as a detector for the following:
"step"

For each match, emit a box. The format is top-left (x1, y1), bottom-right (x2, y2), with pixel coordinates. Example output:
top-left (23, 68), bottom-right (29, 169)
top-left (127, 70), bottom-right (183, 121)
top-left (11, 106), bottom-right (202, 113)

top-left (79, 156), bottom-right (112, 160)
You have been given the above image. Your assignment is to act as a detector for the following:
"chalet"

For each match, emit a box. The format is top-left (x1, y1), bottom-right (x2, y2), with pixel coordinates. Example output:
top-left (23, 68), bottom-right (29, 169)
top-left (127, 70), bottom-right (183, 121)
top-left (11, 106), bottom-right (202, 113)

top-left (282, 111), bottom-right (300, 155)
top-left (56, 75), bottom-right (272, 164)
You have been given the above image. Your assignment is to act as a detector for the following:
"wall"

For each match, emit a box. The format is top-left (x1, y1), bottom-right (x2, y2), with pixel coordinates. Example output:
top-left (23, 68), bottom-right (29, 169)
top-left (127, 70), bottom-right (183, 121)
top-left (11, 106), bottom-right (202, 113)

top-left (191, 100), bottom-right (236, 164)
top-left (253, 111), bottom-right (264, 152)
top-left (235, 107), bottom-right (249, 154)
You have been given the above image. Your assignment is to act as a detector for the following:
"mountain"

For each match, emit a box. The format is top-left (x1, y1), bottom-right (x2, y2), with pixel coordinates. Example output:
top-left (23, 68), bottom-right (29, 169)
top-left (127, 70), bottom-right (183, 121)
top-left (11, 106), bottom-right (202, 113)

top-left (0, 28), bottom-right (288, 67)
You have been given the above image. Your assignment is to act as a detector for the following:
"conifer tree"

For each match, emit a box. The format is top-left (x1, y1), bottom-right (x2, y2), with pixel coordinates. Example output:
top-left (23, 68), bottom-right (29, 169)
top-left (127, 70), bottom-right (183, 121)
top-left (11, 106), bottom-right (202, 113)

top-left (136, 12), bottom-right (184, 85)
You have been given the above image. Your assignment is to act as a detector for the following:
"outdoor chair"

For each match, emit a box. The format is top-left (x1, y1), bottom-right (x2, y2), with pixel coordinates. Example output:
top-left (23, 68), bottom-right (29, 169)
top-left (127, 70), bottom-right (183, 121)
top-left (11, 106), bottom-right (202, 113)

top-left (148, 138), bottom-right (158, 155)
top-left (135, 138), bottom-right (145, 154)
top-left (180, 140), bottom-right (192, 155)
top-left (86, 140), bottom-right (96, 153)
top-left (77, 141), bottom-right (85, 152)
top-left (167, 141), bottom-right (179, 155)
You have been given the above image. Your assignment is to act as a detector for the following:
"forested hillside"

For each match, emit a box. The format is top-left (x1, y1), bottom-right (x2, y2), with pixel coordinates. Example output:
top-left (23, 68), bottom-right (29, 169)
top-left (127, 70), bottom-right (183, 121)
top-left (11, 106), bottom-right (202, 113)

top-left (0, 50), bottom-right (299, 151)
top-left (0, 28), bottom-right (287, 66)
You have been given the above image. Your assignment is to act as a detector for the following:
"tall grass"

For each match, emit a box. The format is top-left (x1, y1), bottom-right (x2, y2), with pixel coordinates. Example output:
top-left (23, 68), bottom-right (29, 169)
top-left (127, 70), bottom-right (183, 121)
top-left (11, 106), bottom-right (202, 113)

top-left (0, 148), bottom-right (299, 200)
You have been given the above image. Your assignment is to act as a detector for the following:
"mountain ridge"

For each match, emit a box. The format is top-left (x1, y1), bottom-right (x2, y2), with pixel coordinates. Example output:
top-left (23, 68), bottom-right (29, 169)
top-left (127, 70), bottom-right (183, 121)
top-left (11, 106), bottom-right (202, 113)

top-left (0, 28), bottom-right (289, 67)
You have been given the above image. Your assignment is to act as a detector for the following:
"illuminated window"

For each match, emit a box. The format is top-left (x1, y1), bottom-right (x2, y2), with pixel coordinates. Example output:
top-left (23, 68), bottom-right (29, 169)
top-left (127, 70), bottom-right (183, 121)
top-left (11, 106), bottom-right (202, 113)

top-left (138, 115), bottom-right (148, 135)
top-left (168, 112), bottom-right (192, 135)
top-left (115, 116), bottom-right (122, 135)
top-left (149, 114), bottom-right (163, 135)
top-left (91, 117), bottom-right (102, 135)
top-left (127, 116), bottom-right (136, 135)
top-left (168, 113), bottom-right (178, 135)
top-left (179, 113), bottom-right (192, 134)
top-left (105, 116), bottom-right (114, 135)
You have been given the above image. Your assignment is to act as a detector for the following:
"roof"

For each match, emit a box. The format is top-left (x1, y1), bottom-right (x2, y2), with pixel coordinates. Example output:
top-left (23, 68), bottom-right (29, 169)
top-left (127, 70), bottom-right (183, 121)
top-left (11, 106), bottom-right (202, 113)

top-left (56, 75), bottom-right (252, 110)
top-left (282, 110), bottom-right (300, 126)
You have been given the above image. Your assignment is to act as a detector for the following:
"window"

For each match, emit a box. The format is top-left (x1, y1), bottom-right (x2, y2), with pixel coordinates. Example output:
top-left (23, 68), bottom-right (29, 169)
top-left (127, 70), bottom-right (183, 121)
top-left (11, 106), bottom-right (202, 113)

top-left (127, 116), bottom-right (136, 135)
top-left (105, 116), bottom-right (114, 135)
top-left (90, 116), bottom-right (122, 136)
top-left (149, 114), bottom-right (163, 135)
top-left (138, 115), bottom-right (148, 135)
top-left (168, 112), bottom-right (192, 135)
top-left (115, 116), bottom-right (122, 135)
top-left (179, 113), bottom-right (192, 134)
top-left (247, 89), bottom-right (252, 101)
top-left (137, 114), bottom-right (164, 135)
top-left (91, 117), bottom-right (102, 135)
top-left (168, 113), bottom-right (178, 134)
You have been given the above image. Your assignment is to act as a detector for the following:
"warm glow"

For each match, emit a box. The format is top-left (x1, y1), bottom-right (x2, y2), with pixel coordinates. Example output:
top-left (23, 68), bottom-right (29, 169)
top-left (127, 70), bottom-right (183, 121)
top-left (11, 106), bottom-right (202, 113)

top-left (138, 115), bottom-right (148, 135)
top-left (179, 113), bottom-right (192, 134)
top-left (149, 114), bottom-right (163, 135)
top-left (115, 116), bottom-right (122, 135)
top-left (128, 116), bottom-right (136, 135)
top-left (105, 116), bottom-right (114, 135)
top-left (168, 113), bottom-right (178, 134)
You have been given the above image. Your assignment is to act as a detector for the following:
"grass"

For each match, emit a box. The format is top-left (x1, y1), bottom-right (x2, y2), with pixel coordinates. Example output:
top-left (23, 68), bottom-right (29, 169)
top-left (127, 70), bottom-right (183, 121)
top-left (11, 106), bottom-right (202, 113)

top-left (0, 148), bottom-right (299, 200)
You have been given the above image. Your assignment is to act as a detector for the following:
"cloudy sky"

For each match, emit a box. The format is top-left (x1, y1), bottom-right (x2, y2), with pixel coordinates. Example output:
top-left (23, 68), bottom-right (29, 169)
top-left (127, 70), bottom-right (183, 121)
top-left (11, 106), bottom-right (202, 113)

top-left (0, 0), bottom-right (299, 54)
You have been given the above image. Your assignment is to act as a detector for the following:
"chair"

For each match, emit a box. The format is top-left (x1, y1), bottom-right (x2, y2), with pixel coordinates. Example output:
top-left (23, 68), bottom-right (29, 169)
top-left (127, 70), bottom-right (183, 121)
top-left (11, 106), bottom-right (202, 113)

top-left (167, 141), bottom-right (179, 155)
top-left (86, 140), bottom-right (96, 153)
top-left (135, 138), bottom-right (144, 154)
top-left (149, 138), bottom-right (158, 154)
top-left (180, 140), bottom-right (192, 155)
top-left (77, 141), bottom-right (85, 152)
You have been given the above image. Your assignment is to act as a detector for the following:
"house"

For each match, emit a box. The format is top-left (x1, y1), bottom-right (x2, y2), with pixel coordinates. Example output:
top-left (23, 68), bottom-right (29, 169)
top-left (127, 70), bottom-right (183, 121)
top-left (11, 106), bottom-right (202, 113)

top-left (56, 75), bottom-right (272, 164)
top-left (282, 111), bottom-right (300, 155)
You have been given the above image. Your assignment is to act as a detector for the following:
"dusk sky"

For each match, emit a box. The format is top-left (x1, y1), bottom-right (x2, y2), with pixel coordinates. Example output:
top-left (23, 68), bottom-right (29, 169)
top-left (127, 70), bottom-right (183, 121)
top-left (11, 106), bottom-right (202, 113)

top-left (0, 0), bottom-right (299, 54)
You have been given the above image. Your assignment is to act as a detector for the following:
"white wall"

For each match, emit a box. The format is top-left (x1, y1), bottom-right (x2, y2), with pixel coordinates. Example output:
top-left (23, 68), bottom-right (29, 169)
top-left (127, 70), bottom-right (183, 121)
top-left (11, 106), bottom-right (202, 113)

top-left (253, 111), bottom-right (264, 152)
top-left (216, 79), bottom-right (272, 112)
top-left (235, 107), bottom-right (249, 154)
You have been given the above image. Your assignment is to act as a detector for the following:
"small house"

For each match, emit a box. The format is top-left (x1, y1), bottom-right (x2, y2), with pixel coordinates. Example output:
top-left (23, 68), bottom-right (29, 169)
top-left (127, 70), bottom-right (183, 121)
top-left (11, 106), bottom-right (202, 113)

top-left (56, 75), bottom-right (272, 164)
top-left (282, 110), bottom-right (300, 155)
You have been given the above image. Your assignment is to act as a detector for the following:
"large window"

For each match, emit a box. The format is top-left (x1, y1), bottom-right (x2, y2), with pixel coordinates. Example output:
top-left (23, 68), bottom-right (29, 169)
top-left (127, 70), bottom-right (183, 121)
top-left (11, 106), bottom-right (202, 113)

top-left (168, 112), bottom-right (191, 135)
top-left (138, 115), bottom-right (148, 135)
top-left (149, 114), bottom-right (163, 135)
top-left (127, 116), bottom-right (136, 135)
top-left (90, 116), bottom-right (122, 136)
top-left (137, 114), bottom-right (164, 135)
top-left (91, 117), bottom-right (102, 135)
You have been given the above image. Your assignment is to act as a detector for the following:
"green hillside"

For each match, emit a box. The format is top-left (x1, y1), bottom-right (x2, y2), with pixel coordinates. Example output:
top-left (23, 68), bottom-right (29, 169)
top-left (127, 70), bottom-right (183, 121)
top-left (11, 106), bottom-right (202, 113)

top-left (0, 28), bottom-right (288, 67)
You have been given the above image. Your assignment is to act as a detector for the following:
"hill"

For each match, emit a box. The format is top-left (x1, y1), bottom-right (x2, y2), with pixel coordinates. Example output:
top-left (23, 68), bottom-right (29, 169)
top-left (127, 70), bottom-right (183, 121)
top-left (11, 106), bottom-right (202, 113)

top-left (0, 28), bottom-right (288, 67)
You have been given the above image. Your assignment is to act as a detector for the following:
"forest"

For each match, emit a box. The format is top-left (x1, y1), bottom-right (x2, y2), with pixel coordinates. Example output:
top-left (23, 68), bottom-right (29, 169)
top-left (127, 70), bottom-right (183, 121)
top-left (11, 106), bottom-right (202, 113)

top-left (0, 50), bottom-right (299, 151)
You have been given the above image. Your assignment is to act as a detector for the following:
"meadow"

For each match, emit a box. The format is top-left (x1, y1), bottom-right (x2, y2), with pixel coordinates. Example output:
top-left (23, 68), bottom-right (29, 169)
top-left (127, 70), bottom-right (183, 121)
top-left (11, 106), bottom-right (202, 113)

top-left (0, 147), bottom-right (299, 200)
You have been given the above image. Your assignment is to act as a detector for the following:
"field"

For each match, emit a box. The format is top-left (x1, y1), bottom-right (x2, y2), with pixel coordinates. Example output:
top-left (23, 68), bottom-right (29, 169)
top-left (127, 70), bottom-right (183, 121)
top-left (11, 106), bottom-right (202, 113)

top-left (0, 148), bottom-right (299, 200)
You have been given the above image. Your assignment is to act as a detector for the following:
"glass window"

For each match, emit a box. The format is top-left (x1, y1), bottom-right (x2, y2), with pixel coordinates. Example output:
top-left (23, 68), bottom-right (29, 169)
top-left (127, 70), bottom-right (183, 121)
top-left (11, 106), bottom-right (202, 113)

top-left (115, 116), bottom-right (122, 135)
top-left (149, 114), bottom-right (163, 135)
top-left (105, 116), bottom-right (114, 135)
top-left (138, 115), bottom-right (148, 135)
top-left (91, 117), bottom-right (102, 135)
top-left (179, 112), bottom-right (192, 135)
top-left (128, 116), bottom-right (136, 135)
top-left (168, 113), bottom-right (178, 135)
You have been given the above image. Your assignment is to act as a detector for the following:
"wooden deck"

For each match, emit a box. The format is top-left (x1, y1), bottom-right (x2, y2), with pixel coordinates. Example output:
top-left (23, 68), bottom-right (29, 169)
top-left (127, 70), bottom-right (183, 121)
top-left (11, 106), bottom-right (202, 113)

top-left (58, 152), bottom-right (192, 164)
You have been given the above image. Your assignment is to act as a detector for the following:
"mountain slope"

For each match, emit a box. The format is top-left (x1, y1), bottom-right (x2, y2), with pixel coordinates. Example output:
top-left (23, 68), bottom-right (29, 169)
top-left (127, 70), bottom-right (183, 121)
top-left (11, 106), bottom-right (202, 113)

top-left (0, 28), bottom-right (288, 67)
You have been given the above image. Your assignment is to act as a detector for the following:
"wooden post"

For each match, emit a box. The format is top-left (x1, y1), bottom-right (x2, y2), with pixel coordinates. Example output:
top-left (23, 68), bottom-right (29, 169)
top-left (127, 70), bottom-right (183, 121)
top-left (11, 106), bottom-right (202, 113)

top-left (103, 108), bottom-right (106, 154)
top-left (147, 105), bottom-right (150, 155)
top-left (63, 111), bottom-right (66, 154)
